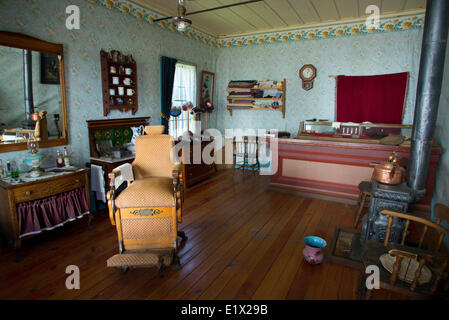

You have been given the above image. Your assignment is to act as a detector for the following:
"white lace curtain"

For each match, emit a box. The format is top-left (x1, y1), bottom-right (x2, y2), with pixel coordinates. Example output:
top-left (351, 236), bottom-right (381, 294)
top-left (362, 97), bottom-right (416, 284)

top-left (169, 63), bottom-right (198, 138)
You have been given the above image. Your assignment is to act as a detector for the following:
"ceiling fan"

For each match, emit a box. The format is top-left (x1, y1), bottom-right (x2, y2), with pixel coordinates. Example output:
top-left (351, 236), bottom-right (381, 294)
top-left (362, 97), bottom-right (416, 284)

top-left (153, 0), bottom-right (264, 32)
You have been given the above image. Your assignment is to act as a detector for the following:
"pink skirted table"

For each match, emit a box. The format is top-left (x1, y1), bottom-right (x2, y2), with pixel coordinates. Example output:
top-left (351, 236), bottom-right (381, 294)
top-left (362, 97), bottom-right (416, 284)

top-left (0, 168), bottom-right (90, 261)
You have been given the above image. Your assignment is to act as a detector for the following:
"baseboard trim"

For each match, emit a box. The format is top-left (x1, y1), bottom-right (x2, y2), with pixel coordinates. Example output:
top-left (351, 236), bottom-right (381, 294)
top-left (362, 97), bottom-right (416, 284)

top-left (216, 164), bottom-right (233, 170)
top-left (267, 185), bottom-right (357, 205)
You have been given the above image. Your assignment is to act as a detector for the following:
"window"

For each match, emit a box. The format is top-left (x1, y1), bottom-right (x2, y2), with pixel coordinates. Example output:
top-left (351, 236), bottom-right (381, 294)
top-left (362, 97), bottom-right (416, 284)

top-left (169, 63), bottom-right (198, 138)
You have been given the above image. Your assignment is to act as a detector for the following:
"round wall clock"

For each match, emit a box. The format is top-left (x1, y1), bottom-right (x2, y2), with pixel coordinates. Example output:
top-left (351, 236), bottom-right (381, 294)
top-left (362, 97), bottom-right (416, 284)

top-left (299, 64), bottom-right (317, 91)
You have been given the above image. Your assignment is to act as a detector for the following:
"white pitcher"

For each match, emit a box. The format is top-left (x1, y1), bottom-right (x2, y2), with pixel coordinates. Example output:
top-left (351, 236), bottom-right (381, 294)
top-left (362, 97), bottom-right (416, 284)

top-left (130, 125), bottom-right (144, 145)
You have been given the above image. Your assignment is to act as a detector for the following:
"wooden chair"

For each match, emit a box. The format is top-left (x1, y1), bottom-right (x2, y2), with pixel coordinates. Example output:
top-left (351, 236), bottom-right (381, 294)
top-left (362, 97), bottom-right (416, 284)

top-left (106, 126), bottom-right (187, 273)
top-left (233, 136), bottom-right (260, 175)
top-left (360, 205), bottom-right (449, 299)
top-left (233, 137), bottom-right (247, 174)
top-left (245, 136), bottom-right (260, 173)
top-left (354, 181), bottom-right (372, 228)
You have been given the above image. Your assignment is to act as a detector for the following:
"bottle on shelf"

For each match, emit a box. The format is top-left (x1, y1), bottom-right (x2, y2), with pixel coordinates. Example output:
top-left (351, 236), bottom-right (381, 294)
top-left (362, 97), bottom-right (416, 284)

top-left (10, 160), bottom-right (19, 179)
top-left (5, 160), bottom-right (11, 177)
top-left (63, 147), bottom-right (71, 167)
top-left (0, 160), bottom-right (6, 178)
top-left (56, 150), bottom-right (65, 168)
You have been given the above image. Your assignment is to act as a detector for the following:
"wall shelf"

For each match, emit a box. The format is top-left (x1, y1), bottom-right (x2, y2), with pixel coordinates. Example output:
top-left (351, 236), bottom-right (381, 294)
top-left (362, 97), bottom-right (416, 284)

top-left (226, 78), bottom-right (286, 118)
top-left (100, 49), bottom-right (138, 117)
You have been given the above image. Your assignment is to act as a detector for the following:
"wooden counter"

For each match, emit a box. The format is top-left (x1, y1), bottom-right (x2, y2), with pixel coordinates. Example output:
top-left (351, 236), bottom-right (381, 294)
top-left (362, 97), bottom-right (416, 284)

top-left (0, 169), bottom-right (91, 259)
top-left (268, 137), bottom-right (441, 211)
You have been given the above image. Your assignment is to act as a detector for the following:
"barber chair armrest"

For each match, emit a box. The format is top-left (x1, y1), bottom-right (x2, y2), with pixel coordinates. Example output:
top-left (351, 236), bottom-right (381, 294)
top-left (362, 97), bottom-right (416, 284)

top-left (172, 163), bottom-right (183, 187)
top-left (107, 163), bottom-right (134, 227)
top-left (107, 190), bottom-right (116, 226)
top-left (107, 171), bottom-right (119, 226)
top-left (109, 163), bottom-right (135, 190)
top-left (108, 170), bottom-right (120, 186)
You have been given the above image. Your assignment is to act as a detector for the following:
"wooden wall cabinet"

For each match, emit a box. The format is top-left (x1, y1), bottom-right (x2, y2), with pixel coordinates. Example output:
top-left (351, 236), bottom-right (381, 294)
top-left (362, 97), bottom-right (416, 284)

top-left (100, 50), bottom-right (138, 116)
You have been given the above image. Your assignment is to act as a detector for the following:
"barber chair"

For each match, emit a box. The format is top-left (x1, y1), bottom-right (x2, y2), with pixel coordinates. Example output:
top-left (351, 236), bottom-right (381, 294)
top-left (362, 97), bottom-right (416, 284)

top-left (106, 126), bottom-right (187, 272)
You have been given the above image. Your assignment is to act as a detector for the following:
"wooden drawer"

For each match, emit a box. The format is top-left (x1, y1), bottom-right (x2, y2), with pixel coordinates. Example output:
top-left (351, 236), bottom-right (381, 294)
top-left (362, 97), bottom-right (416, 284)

top-left (13, 172), bottom-right (86, 203)
top-left (185, 164), bottom-right (201, 175)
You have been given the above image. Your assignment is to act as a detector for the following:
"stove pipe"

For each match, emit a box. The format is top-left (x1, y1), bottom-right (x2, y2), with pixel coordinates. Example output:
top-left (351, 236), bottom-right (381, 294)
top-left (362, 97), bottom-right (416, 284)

top-left (408, 0), bottom-right (449, 200)
top-left (22, 49), bottom-right (35, 130)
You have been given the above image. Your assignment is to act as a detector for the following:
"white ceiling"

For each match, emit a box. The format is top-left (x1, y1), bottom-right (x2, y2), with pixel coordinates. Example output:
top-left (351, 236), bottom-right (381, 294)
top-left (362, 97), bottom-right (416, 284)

top-left (132, 0), bottom-right (427, 37)
top-left (134, 0), bottom-right (426, 37)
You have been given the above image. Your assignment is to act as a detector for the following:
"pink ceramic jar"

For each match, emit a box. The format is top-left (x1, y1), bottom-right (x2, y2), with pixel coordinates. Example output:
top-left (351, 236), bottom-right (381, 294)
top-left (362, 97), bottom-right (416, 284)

top-left (303, 236), bottom-right (327, 265)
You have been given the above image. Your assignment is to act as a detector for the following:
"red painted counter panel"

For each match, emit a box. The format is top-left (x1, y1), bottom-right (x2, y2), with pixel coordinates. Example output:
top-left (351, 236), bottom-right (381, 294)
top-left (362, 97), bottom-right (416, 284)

top-left (268, 138), bottom-right (441, 209)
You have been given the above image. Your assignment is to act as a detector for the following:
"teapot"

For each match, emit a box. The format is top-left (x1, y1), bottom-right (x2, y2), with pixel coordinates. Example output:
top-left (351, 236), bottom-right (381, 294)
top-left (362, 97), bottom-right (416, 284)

top-left (371, 152), bottom-right (405, 185)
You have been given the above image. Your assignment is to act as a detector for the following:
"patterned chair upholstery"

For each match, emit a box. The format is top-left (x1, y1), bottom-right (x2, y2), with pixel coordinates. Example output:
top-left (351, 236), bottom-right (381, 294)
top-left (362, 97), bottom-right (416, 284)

top-left (106, 126), bottom-right (186, 272)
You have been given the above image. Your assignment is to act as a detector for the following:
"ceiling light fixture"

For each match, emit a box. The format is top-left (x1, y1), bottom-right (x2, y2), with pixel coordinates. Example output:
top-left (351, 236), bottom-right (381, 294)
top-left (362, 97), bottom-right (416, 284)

top-left (172, 0), bottom-right (192, 32)
top-left (153, 0), bottom-right (264, 32)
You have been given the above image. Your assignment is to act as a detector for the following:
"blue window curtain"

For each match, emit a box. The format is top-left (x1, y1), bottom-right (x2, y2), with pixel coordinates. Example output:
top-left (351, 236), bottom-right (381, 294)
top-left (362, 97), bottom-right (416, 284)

top-left (160, 56), bottom-right (178, 134)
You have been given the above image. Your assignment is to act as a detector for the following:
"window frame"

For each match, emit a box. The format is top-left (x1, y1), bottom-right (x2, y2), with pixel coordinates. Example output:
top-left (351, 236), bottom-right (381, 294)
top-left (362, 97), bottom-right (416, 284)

top-left (169, 61), bottom-right (198, 138)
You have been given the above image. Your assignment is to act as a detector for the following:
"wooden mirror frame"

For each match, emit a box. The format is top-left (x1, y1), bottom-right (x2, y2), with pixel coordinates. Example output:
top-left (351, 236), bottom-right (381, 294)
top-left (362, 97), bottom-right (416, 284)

top-left (0, 31), bottom-right (68, 153)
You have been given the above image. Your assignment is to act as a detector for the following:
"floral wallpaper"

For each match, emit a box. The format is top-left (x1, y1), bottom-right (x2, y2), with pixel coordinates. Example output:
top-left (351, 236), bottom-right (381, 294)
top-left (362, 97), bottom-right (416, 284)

top-left (0, 0), bottom-right (216, 167)
top-left (214, 29), bottom-right (423, 135)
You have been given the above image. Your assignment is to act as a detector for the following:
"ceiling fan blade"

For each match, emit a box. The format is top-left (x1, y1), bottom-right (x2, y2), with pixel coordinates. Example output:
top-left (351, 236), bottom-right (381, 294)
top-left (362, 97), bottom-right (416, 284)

top-left (153, 0), bottom-right (263, 22)
top-left (186, 0), bottom-right (263, 16)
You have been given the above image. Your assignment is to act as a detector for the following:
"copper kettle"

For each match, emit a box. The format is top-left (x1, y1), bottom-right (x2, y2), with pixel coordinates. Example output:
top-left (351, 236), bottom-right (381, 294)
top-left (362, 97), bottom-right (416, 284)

top-left (371, 152), bottom-right (405, 185)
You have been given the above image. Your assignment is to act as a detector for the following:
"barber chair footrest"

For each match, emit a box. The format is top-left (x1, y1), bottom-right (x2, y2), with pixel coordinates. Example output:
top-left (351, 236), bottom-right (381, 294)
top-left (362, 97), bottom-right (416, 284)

top-left (107, 252), bottom-right (173, 269)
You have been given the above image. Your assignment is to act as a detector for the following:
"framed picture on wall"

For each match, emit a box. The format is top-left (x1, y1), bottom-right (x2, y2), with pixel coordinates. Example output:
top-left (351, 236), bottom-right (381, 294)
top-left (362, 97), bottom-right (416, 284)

top-left (200, 71), bottom-right (214, 107)
top-left (40, 53), bottom-right (60, 84)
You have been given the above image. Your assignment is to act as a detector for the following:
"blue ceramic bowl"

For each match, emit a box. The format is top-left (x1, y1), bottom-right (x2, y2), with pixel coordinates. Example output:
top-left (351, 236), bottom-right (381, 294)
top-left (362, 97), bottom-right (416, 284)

top-left (304, 236), bottom-right (327, 248)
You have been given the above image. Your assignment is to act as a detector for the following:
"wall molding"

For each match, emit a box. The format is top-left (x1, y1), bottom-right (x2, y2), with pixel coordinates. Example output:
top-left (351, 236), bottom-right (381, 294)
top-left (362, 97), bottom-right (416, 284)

top-left (217, 13), bottom-right (425, 48)
top-left (90, 0), bottom-right (424, 48)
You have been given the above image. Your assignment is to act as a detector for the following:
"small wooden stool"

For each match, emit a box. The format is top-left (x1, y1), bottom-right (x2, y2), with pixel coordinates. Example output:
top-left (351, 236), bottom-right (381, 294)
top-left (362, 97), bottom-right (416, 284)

top-left (354, 181), bottom-right (372, 228)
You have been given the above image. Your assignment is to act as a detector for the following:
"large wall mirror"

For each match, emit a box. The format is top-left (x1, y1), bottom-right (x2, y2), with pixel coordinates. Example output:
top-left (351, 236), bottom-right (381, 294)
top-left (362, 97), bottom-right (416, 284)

top-left (0, 31), bottom-right (68, 153)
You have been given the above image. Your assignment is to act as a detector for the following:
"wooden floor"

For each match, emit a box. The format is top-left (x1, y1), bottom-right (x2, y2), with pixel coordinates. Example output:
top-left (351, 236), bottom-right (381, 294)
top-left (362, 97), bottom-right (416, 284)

top-left (0, 170), bottom-right (403, 300)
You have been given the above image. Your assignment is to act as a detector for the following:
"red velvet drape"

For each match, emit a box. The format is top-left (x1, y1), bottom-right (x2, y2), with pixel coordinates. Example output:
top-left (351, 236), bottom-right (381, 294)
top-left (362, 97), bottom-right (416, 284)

top-left (336, 72), bottom-right (409, 124)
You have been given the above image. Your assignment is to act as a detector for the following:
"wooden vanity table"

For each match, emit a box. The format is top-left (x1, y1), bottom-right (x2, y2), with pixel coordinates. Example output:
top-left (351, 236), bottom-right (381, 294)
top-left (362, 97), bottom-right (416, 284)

top-left (0, 32), bottom-right (88, 260)
top-left (0, 169), bottom-right (90, 260)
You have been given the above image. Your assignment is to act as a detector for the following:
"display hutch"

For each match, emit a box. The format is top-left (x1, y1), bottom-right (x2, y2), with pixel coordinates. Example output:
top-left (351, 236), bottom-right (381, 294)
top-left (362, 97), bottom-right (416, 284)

top-left (87, 117), bottom-right (150, 184)
top-left (100, 49), bottom-right (138, 116)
